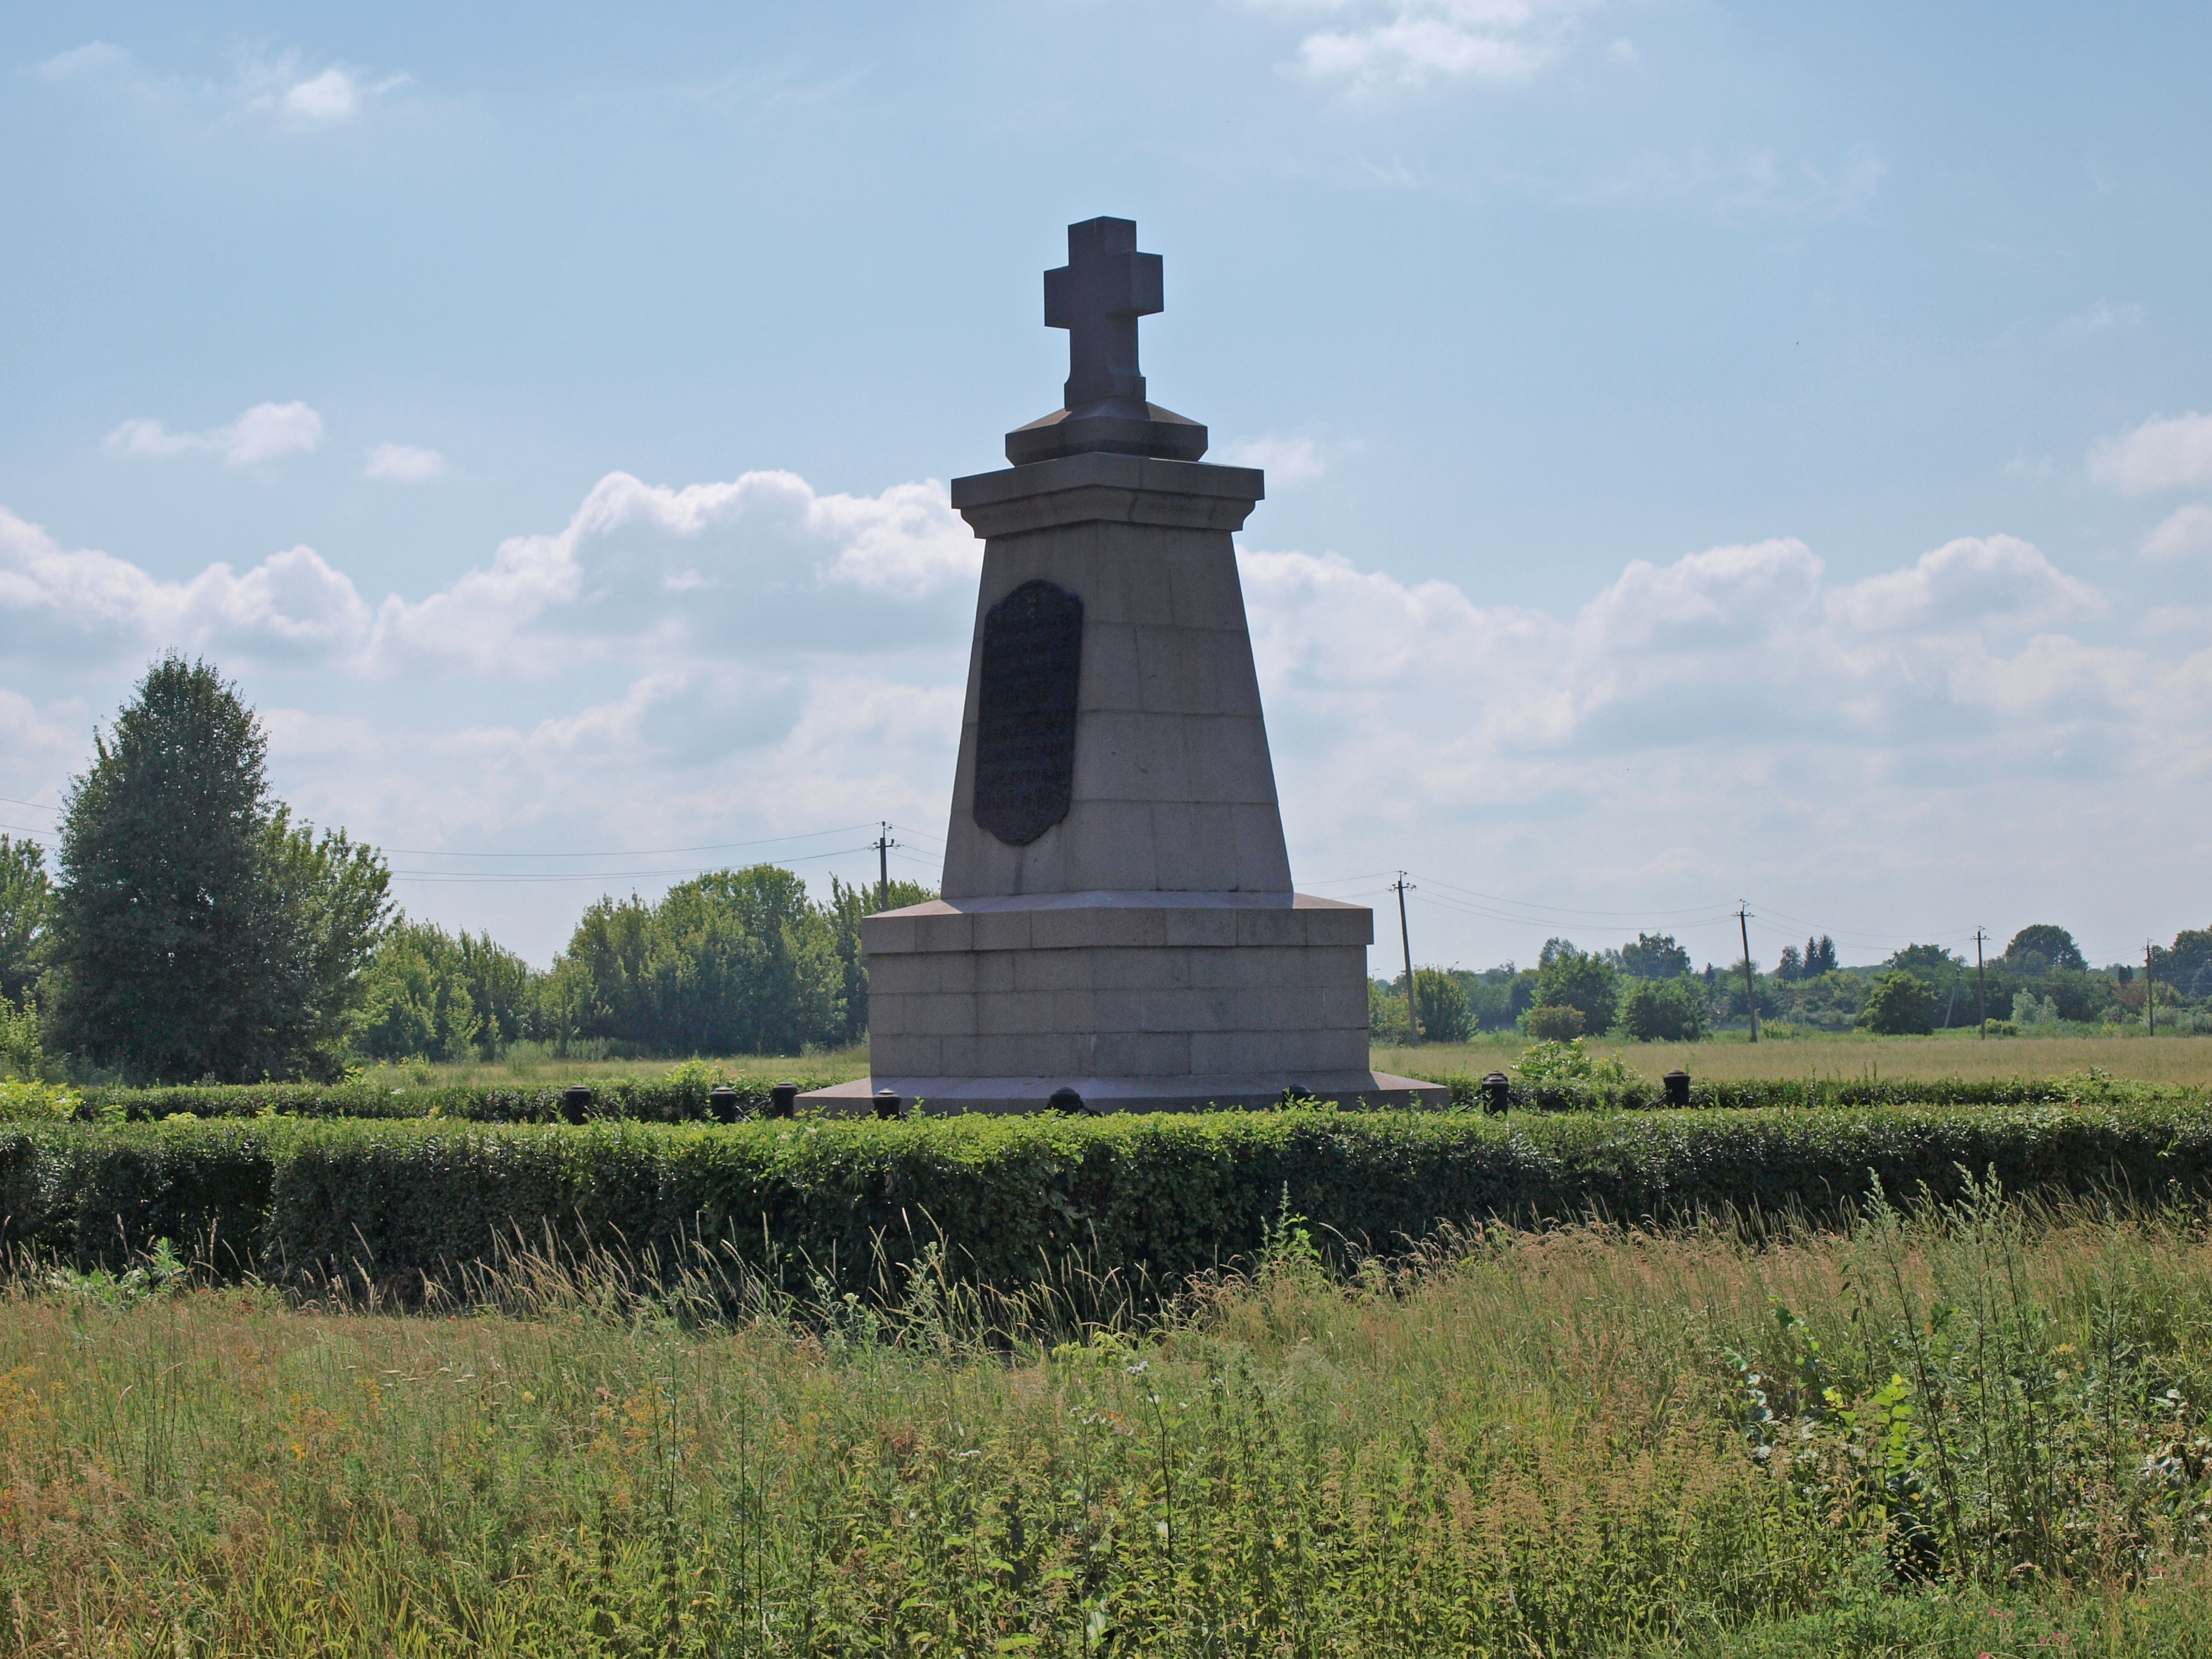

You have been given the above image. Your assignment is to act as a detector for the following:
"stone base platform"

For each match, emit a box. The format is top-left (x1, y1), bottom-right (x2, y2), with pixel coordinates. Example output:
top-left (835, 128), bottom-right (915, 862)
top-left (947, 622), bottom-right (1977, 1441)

top-left (799, 1070), bottom-right (1447, 1117)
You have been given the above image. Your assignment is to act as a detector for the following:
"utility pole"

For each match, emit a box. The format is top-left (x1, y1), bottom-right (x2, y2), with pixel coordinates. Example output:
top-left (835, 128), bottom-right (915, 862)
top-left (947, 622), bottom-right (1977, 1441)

top-left (872, 822), bottom-right (898, 911)
top-left (2147, 940), bottom-right (2157, 1036)
top-left (1737, 903), bottom-right (1759, 1043)
top-left (1393, 873), bottom-right (1419, 1044)
top-left (1974, 929), bottom-right (1988, 1037)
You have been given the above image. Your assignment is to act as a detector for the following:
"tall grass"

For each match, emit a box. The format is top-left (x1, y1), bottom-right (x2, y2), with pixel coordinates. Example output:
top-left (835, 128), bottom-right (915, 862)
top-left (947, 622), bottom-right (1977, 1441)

top-left (1381, 1031), bottom-right (2212, 1090)
top-left (1, 1191), bottom-right (2208, 1655)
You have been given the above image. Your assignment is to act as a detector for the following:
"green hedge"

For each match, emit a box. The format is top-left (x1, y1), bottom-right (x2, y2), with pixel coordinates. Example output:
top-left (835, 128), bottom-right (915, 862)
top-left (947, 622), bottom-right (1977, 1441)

top-left (4, 1102), bottom-right (2209, 1299)
top-left (73, 1074), bottom-right (848, 1124)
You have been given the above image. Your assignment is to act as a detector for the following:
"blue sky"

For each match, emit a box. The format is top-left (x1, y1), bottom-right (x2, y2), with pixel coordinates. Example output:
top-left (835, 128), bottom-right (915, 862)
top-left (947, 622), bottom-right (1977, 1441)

top-left (2, 1), bottom-right (2208, 974)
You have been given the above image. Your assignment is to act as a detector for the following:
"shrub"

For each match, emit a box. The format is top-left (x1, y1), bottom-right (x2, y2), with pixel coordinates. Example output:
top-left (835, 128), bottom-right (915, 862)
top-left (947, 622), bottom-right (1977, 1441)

top-left (1412, 967), bottom-right (1472, 1043)
top-left (1618, 976), bottom-right (1709, 1042)
top-left (1858, 969), bottom-right (1936, 1035)
top-left (1522, 1004), bottom-right (1585, 1041)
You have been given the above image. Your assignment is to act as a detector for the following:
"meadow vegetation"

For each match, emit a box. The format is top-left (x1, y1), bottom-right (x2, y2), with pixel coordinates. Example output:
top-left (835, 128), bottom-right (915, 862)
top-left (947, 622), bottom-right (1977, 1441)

top-left (0, 1187), bottom-right (2208, 1655)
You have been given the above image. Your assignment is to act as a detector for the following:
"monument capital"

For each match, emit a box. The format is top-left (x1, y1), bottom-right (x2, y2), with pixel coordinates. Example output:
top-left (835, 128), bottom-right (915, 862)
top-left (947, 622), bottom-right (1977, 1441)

top-left (1005, 216), bottom-right (1210, 468)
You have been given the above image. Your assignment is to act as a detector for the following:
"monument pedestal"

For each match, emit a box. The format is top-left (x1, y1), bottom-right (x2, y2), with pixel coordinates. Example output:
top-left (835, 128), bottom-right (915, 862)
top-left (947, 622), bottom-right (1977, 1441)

top-left (802, 218), bottom-right (1444, 1116)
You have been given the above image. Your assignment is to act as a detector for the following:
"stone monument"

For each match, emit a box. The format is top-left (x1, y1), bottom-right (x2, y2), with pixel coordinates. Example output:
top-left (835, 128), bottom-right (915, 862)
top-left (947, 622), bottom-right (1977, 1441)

top-left (805, 218), bottom-right (1445, 1114)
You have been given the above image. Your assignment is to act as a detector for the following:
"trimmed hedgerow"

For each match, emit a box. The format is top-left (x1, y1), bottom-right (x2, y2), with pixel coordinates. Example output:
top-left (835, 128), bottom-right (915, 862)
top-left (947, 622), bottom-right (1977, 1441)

top-left (3, 1101), bottom-right (2210, 1296)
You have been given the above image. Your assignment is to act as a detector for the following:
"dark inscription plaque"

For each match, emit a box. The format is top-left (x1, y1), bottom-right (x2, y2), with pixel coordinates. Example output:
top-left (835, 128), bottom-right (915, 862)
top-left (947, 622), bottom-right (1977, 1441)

top-left (972, 579), bottom-right (1083, 846)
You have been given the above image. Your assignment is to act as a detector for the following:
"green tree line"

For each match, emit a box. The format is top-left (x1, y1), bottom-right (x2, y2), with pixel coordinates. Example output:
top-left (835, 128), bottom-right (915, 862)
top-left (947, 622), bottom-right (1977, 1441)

top-left (0, 655), bottom-right (928, 1082)
top-left (1375, 922), bottom-right (2206, 1043)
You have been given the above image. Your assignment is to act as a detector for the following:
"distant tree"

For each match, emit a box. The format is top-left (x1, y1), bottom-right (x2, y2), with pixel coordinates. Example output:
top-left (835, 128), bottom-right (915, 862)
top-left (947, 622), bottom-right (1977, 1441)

top-left (2165, 927), bottom-right (2212, 998)
top-left (1857, 970), bottom-right (1936, 1035)
top-left (47, 654), bottom-right (390, 1081)
top-left (1618, 977), bottom-right (1708, 1042)
top-left (1369, 978), bottom-right (1410, 1044)
top-left (1618, 932), bottom-right (1691, 980)
top-left (1774, 945), bottom-right (1803, 982)
top-left (549, 865), bottom-right (845, 1055)
top-left (352, 917), bottom-right (538, 1062)
top-left (2005, 925), bottom-right (2085, 974)
top-left (0, 834), bottom-right (52, 1006)
top-left (1538, 936), bottom-right (1578, 970)
top-left (1803, 935), bottom-right (1838, 975)
top-left (1412, 967), bottom-right (1472, 1044)
top-left (1533, 947), bottom-right (1620, 1034)
top-left (825, 873), bottom-right (935, 1045)
top-left (1885, 943), bottom-right (1963, 988)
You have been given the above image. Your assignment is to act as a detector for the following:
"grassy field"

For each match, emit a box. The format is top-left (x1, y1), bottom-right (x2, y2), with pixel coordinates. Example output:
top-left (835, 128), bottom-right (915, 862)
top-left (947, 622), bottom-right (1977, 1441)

top-left (3, 1190), bottom-right (2210, 1655)
top-left (380, 1033), bottom-right (2212, 1095)
top-left (1378, 1031), bottom-right (2212, 1090)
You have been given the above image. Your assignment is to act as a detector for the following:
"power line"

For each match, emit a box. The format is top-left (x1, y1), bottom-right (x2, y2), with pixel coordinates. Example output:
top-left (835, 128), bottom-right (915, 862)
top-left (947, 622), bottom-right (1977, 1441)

top-left (383, 823), bottom-right (876, 859)
top-left (390, 844), bottom-right (879, 883)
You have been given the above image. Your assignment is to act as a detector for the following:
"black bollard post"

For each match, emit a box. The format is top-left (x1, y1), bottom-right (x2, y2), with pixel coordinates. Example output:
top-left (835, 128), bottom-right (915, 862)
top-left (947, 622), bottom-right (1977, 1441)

top-left (709, 1085), bottom-right (740, 1124)
top-left (561, 1085), bottom-right (593, 1125)
top-left (873, 1088), bottom-right (905, 1120)
top-left (1481, 1071), bottom-right (1510, 1114)
top-left (1663, 1070), bottom-right (1691, 1107)
top-left (768, 1081), bottom-right (799, 1119)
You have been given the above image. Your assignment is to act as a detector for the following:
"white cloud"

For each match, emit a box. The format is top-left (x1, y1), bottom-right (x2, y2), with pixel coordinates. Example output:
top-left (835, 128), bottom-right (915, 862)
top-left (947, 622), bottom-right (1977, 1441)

top-left (2144, 503), bottom-right (2212, 561)
top-left (363, 442), bottom-right (447, 483)
top-left (39, 41), bottom-right (124, 79)
top-left (7, 460), bottom-right (2204, 966)
top-left (1822, 535), bottom-right (2101, 634)
top-left (1276, 0), bottom-right (1599, 96)
top-left (0, 508), bottom-right (369, 659)
top-left (2063, 301), bottom-right (2145, 333)
top-left (106, 401), bottom-right (324, 468)
top-left (1219, 435), bottom-right (1329, 483)
top-left (231, 54), bottom-right (409, 127)
top-left (2089, 412), bottom-right (2212, 495)
top-left (1577, 142), bottom-right (1885, 223)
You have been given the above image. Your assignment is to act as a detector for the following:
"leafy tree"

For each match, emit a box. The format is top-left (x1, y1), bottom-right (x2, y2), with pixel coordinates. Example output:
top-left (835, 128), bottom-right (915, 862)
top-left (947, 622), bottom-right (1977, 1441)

top-left (1857, 969), bottom-right (1935, 1035)
top-left (1774, 945), bottom-right (1803, 982)
top-left (352, 918), bottom-right (537, 1061)
top-left (1618, 976), bottom-right (1708, 1042)
top-left (0, 834), bottom-right (52, 1005)
top-left (2005, 924), bottom-right (2085, 974)
top-left (549, 865), bottom-right (845, 1054)
top-left (2164, 927), bottom-right (2212, 998)
top-left (825, 874), bottom-right (935, 1046)
top-left (1538, 937), bottom-right (1577, 969)
top-left (1368, 978), bottom-right (1411, 1044)
top-left (1412, 967), bottom-right (1472, 1043)
top-left (1885, 943), bottom-right (1963, 988)
top-left (1532, 947), bottom-right (1619, 1034)
top-left (47, 654), bottom-right (390, 1081)
top-left (1617, 932), bottom-right (1691, 980)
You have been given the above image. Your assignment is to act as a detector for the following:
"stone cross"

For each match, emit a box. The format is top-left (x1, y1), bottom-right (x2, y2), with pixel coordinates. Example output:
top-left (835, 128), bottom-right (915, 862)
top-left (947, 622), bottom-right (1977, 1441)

top-left (1044, 217), bottom-right (1164, 412)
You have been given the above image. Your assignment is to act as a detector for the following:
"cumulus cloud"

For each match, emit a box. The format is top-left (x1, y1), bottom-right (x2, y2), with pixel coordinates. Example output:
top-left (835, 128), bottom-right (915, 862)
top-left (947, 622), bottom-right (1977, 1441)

top-left (1270, 0), bottom-right (1599, 96)
top-left (363, 442), bottom-right (447, 483)
top-left (106, 401), bottom-right (324, 468)
top-left (0, 508), bottom-right (370, 659)
top-left (2145, 504), bottom-right (2212, 561)
top-left (232, 54), bottom-right (409, 127)
top-left (2089, 412), bottom-right (2212, 495)
top-left (6, 460), bottom-right (2202, 965)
